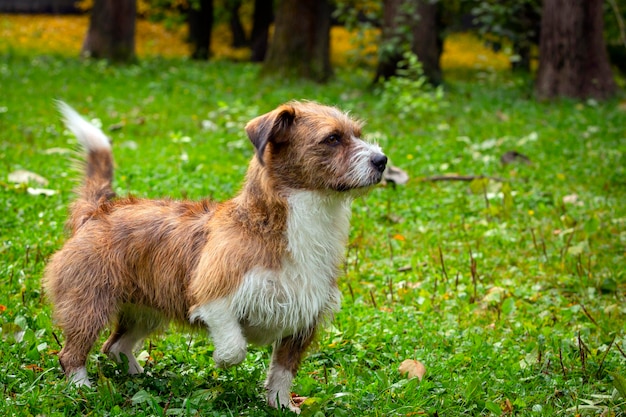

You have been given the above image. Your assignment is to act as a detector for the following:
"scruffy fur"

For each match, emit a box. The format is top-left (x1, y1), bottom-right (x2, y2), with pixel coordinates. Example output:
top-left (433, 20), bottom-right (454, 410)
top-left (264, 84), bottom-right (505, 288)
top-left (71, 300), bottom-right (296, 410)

top-left (44, 100), bottom-right (387, 413)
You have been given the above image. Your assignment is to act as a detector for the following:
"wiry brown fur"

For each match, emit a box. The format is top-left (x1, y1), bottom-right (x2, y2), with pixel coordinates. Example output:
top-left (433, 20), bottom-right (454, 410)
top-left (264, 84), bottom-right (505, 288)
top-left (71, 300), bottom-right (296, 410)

top-left (67, 149), bottom-right (115, 232)
top-left (189, 174), bottom-right (288, 305)
top-left (45, 196), bottom-right (216, 372)
top-left (44, 101), bottom-right (386, 411)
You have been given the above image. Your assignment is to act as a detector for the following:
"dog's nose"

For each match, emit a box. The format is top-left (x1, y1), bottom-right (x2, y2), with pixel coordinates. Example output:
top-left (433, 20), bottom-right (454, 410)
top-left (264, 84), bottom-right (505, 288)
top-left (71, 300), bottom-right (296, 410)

top-left (370, 153), bottom-right (388, 173)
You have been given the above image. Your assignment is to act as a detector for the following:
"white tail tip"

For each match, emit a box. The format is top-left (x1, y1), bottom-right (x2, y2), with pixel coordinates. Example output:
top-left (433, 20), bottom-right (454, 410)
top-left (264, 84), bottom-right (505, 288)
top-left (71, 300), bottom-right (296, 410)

top-left (55, 100), bottom-right (111, 151)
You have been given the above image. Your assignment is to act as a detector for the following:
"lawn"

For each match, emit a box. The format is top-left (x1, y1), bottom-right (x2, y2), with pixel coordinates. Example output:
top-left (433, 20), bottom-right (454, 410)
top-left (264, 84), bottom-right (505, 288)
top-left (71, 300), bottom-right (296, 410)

top-left (1, 16), bottom-right (626, 417)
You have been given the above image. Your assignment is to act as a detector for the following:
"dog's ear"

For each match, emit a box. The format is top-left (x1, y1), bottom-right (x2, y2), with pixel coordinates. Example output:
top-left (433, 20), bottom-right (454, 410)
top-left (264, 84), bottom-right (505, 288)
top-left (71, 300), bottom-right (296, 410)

top-left (245, 104), bottom-right (296, 165)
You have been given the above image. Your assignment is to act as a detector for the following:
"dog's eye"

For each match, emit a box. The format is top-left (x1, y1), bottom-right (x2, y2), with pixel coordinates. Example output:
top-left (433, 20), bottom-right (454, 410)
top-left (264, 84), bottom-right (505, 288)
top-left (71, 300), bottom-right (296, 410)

top-left (322, 134), bottom-right (341, 146)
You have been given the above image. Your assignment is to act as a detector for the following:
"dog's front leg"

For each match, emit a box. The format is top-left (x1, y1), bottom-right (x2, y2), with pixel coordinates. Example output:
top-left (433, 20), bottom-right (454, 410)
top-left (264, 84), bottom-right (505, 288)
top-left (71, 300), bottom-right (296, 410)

top-left (190, 299), bottom-right (248, 368)
top-left (265, 328), bottom-right (316, 414)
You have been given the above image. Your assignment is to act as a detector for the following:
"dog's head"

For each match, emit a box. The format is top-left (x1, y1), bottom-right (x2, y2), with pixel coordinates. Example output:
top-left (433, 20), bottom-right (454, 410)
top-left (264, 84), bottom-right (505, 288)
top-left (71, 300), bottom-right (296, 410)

top-left (245, 101), bottom-right (387, 193)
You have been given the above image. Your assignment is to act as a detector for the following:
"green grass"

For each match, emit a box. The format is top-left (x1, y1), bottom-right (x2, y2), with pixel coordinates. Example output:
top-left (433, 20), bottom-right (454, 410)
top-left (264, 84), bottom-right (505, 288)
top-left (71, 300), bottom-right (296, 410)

top-left (1, 53), bottom-right (625, 416)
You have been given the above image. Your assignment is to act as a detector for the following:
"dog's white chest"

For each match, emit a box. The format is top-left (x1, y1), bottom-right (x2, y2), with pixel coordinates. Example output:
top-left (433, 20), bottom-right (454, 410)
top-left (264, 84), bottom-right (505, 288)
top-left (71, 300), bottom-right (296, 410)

top-left (232, 191), bottom-right (352, 344)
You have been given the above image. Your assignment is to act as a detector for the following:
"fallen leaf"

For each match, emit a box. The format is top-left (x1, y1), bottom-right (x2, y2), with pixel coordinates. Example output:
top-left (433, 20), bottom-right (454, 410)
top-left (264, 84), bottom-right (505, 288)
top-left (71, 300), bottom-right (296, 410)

top-left (24, 364), bottom-right (43, 372)
top-left (500, 150), bottom-right (531, 165)
top-left (43, 147), bottom-right (72, 155)
top-left (385, 214), bottom-right (404, 224)
top-left (495, 110), bottom-right (509, 121)
top-left (481, 286), bottom-right (507, 305)
top-left (291, 396), bottom-right (307, 407)
top-left (120, 140), bottom-right (139, 150)
top-left (383, 165), bottom-right (409, 185)
top-left (108, 121), bottom-right (125, 131)
top-left (27, 187), bottom-right (57, 196)
top-left (202, 119), bottom-right (218, 131)
top-left (8, 169), bottom-right (48, 185)
top-left (502, 398), bottom-right (513, 414)
top-left (476, 138), bottom-right (499, 150)
top-left (563, 194), bottom-right (584, 206)
top-left (567, 242), bottom-right (586, 256)
top-left (399, 359), bottom-right (426, 381)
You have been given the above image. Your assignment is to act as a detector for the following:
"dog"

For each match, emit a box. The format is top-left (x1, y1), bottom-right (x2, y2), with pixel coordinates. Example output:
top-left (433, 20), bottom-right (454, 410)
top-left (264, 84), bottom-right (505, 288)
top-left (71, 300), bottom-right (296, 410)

top-left (44, 100), bottom-right (387, 413)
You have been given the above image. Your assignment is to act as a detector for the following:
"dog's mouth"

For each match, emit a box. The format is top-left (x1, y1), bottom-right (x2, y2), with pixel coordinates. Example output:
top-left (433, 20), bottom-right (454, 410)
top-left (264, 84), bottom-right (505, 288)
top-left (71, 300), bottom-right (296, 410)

top-left (331, 170), bottom-right (385, 193)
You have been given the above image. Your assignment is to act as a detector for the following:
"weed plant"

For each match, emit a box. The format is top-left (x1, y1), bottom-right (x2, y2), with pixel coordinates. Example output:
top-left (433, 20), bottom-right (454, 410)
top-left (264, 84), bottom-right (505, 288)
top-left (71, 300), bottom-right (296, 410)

top-left (1, 53), bottom-right (625, 416)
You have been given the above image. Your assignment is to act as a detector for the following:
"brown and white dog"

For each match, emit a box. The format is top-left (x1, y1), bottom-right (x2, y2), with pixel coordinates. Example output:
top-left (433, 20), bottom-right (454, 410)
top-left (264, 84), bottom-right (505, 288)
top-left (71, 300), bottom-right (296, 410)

top-left (44, 100), bottom-right (387, 413)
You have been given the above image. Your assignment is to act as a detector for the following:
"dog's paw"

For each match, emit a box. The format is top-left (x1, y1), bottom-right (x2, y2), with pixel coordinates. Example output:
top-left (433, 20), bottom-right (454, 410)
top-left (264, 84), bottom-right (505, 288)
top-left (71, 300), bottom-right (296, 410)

top-left (267, 392), bottom-right (301, 414)
top-left (106, 350), bottom-right (144, 375)
top-left (213, 343), bottom-right (247, 368)
top-left (68, 367), bottom-right (92, 388)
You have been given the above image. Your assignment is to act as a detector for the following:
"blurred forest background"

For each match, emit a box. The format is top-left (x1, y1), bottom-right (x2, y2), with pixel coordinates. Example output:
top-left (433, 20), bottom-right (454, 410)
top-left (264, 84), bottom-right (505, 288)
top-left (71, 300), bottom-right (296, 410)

top-left (1, 0), bottom-right (624, 100)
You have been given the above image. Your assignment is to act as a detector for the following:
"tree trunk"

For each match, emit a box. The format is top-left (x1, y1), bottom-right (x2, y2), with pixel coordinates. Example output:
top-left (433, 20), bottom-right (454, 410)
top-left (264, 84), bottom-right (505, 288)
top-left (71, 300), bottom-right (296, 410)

top-left (250, 0), bottom-right (273, 62)
top-left (374, 0), bottom-right (412, 82)
top-left (81, 0), bottom-right (136, 63)
top-left (411, 0), bottom-right (442, 85)
top-left (228, 0), bottom-right (248, 48)
top-left (262, 0), bottom-right (332, 82)
top-left (188, 0), bottom-right (214, 60)
top-left (535, 0), bottom-right (617, 100)
top-left (374, 0), bottom-right (442, 85)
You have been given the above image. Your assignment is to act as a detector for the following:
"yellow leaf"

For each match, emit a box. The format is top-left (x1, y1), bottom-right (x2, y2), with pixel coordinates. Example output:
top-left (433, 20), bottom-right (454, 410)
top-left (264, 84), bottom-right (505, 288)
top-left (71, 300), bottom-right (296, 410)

top-left (399, 359), bottom-right (427, 381)
top-left (25, 364), bottom-right (43, 372)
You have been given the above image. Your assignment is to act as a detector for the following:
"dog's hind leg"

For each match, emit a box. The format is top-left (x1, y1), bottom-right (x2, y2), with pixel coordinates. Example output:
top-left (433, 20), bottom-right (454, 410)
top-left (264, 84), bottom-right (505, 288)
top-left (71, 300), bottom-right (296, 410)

top-left (265, 327), bottom-right (317, 414)
top-left (57, 298), bottom-right (116, 387)
top-left (59, 329), bottom-right (101, 387)
top-left (102, 306), bottom-right (164, 375)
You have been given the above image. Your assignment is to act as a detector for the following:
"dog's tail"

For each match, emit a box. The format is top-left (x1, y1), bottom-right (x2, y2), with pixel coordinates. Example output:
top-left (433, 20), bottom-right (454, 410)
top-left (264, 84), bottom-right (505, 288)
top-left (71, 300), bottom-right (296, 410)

top-left (57, 101), bottom-right (116, 233)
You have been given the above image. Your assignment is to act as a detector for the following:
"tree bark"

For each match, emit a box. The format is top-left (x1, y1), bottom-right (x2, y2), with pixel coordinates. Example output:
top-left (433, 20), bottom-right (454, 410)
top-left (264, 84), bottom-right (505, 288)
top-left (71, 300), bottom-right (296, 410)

top-left (81, 0), bottom-right (136, 63)
top-left (535, 0), bottom-right (617, 100)
top-left (262, 0), bottom-right (332, 82)
top-left (188, 0), bottom-right (214, 60)
top-left (228, 0), bottom-right (248, 48)
top-left (374, 0), bottom-right (442, 85)
top-left (411, 0), bottom-right (442, 85)
top-left (250, 0), bottom-right (273, 62)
